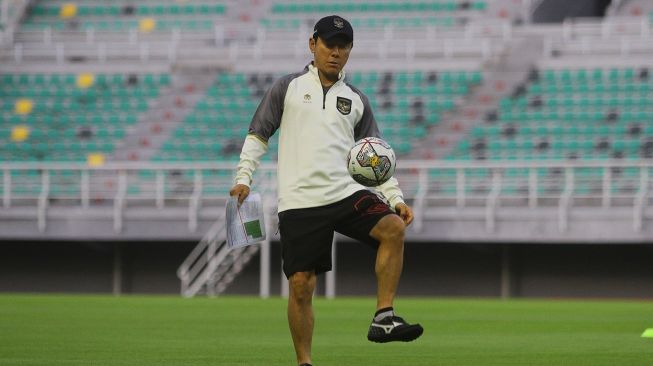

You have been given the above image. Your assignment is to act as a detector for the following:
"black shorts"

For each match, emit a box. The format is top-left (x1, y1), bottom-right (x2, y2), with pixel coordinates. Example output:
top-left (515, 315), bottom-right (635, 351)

top-left (278, 190), bottom-right (395, 278)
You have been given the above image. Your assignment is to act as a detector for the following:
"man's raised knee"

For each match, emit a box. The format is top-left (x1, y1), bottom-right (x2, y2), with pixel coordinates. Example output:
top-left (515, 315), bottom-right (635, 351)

top-left (372, 215), bottom-right (406, 243)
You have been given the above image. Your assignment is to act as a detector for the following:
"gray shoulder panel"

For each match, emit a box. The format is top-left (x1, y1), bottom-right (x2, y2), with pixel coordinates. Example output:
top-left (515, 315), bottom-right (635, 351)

top-left (248, 70), bottom-right (306, 141)
top-left (346, 82), bottom-right (381, 141)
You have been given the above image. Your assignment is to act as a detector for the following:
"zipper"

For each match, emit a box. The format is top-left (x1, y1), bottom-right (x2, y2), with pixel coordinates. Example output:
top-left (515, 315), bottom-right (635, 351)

top-left (322, 82), bottom-right (338, 110)
top-left (322, 88), bottom-right (327, 109)
top-left (317, 69), bottom-right (327, 109)
top-left (317, 69), bottom-right (338, 110)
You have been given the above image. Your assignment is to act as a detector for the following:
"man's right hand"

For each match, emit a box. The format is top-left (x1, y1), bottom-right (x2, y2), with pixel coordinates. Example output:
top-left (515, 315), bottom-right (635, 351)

top-left (229, 184), bottom-right (250, 206)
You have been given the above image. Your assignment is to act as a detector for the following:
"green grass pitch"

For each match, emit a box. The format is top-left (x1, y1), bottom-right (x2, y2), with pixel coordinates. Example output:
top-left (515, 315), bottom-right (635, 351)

top-left (1, 295), bottom-right (652, 365)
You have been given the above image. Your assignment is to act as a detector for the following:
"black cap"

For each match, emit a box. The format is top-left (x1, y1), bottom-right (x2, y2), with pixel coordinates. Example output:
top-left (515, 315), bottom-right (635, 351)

top-left (313, 15), bottom-right (353, 43)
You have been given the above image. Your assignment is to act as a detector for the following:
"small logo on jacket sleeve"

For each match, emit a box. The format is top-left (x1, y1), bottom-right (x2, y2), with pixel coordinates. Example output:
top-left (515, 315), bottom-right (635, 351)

top-left (336, 96), bottom-right (352, 115)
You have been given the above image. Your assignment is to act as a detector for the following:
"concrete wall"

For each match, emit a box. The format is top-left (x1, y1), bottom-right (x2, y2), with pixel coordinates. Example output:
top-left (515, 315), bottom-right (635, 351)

top-left (0, 241), bottom-right (193, 294)
top-left (2, 240), bottom-right (652, 299)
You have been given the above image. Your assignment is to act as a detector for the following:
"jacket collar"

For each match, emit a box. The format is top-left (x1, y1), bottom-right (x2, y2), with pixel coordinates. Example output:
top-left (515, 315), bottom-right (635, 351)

top-left (306, 62), bottom-right (346, 87)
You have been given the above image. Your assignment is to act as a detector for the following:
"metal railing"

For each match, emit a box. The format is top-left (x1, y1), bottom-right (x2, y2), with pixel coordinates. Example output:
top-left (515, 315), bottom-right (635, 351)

top-left (11, 17), bottom-right (653, 67)
top-left (0, 0), bottom-right (29, 46)
top-left (4, 36), bottom-right (499, 65)
top-left (176, 216), bottom-right (226, 297)
top-left (1, 159), bottom-right (653, 235)
top-left (16, 21), bottom-right (513, 43)
top-left (539, 17), bottom-right (653, 58)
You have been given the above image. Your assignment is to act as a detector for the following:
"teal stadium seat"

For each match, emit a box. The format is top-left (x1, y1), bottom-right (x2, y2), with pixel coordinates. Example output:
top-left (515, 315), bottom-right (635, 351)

top-left (264, 1), bottom-right (486, 30)
top-left (0, 73), bottom-right (169, 162)
top-left (451, 67), bottom-right (653, 162)
top-left (157, 70), bottom-right (481, 162)
top-left (23, 3), bottom-right (225, 31)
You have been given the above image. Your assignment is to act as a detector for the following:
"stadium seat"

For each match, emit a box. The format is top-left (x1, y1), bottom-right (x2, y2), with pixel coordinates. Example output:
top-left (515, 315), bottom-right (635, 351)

top-left (451, 67), bottom-right (653, 162)
top-left (22, 3), bottom-right (225, 31)
top-left (0, 73), bottom-right (169, 162)
top-left (261, 0), bottom-right (490, 31)
top-left (157, 70), bottom-right (481, 161)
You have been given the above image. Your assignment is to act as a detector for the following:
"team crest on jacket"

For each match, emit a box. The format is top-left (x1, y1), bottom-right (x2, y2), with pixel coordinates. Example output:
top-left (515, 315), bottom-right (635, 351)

top-left (336, 97), bottom-right (352, 115)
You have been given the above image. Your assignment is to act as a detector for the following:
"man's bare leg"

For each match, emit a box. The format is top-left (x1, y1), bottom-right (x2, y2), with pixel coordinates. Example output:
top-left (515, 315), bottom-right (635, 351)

top-left (370, 214), bottom-right (405, 310)
top-left (368, 214), bottom-right (423, 343)
top-left (288, 271), bottom-right (316, 365)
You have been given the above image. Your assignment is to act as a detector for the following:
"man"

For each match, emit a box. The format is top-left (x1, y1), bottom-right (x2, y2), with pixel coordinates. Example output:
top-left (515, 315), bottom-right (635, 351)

top-left (229, 15), bottom-right (423, 366)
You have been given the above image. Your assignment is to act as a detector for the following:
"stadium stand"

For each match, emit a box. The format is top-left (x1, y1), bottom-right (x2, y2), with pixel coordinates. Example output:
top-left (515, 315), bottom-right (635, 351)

top-left (161, 69), bottom-right (482, 163)
top-left (21, 2), bottom-right (225, 31)
top-left (263, 1), bottom-right (488, 30)
top-left (0, 0), bottom-right (651, 247)
top-left (2, 0), bottom-right (653, 302)
top-left (0, 72), bottom-right (169, 162)
top-left (450, 66), bottom-right (653, 161)
top-left (617, 0), bottom-right (653, 18)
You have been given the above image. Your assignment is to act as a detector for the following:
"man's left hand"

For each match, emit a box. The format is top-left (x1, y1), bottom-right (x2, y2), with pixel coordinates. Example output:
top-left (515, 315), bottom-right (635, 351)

top-left (395, 202), bottom-right (414, 226)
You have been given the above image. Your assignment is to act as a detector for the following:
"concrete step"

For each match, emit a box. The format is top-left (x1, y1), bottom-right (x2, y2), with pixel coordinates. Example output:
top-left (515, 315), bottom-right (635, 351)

top-left (111, 69), bottom-right (217, 161)
top-left (411, 36), bottom-right (545, 160)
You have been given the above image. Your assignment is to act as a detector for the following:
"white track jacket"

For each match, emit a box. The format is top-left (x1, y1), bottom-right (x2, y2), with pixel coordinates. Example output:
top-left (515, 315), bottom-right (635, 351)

top-left (234, 63), bottom-right (405, 213)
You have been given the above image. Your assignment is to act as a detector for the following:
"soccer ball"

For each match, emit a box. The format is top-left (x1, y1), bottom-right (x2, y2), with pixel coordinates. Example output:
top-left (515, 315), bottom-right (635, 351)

top-left (347, 137), bottom-right (396, 187)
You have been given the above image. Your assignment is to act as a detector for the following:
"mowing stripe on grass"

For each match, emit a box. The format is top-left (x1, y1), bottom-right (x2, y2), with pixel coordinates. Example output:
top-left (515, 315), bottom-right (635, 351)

top-left (0, 295), bottom-right (652, 366)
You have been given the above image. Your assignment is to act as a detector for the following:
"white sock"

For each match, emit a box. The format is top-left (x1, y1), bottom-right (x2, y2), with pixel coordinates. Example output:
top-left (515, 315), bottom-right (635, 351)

top-left (374, 308), bottom-right (394, 321)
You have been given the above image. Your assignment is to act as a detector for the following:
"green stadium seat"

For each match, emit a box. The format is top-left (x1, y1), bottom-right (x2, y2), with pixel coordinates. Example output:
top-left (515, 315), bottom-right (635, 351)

top-left (457, 66), bottom-right (653, 163)
top-left (0, 73), bottom-right (169, 162)
top-left (154, 70), bottom-right (480, 161)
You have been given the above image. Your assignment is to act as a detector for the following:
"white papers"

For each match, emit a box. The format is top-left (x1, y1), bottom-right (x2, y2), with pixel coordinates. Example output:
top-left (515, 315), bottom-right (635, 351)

top-left (226, 192), bottom-right (266, 249)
